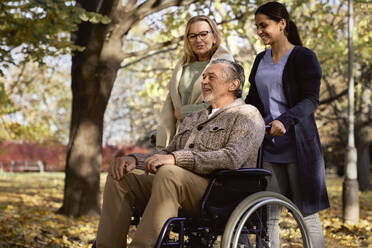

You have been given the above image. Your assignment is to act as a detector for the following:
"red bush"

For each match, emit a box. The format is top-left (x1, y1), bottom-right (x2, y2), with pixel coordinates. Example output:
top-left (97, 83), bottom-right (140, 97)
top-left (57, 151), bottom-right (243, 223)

top-left (0, 141), bottom-right (149, 172)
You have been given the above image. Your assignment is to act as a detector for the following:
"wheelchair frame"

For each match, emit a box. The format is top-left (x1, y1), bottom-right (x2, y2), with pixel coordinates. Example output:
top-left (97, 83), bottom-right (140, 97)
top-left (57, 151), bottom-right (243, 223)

top-left (153, 168), bottom-right (274, 248)
top-left (127, 167), bottom-right (270, 247)
top-left (148, 147), bottom-right (312, 248)
top-left (94, 185), bottom-right (310, 248)
top-left (91, 146), bottom-right (312, 248)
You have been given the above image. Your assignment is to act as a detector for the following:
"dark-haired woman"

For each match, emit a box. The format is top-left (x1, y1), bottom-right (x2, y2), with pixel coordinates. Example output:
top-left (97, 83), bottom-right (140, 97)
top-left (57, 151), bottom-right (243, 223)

top-left (245, 2), bottom-right (329, 247)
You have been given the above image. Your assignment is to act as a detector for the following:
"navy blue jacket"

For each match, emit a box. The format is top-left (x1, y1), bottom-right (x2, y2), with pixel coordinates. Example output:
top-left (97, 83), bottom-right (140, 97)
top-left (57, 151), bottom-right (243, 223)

top-left (245, 46), bottom-right (330, 214)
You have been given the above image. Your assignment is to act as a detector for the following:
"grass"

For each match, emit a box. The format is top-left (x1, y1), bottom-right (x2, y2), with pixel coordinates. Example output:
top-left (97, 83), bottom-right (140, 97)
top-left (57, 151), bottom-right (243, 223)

top-left (0, 172), bottom-right (370, 248)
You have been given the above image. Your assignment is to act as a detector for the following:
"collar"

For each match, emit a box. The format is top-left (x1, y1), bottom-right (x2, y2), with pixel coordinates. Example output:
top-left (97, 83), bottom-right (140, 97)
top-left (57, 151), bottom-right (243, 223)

top-left (199, 98), bottom-right (245, 124)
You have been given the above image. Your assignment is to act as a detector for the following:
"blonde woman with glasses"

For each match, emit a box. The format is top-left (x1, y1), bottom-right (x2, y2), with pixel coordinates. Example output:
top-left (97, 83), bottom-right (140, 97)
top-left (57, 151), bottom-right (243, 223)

top-left (156, 15), bottom-right (233, 149)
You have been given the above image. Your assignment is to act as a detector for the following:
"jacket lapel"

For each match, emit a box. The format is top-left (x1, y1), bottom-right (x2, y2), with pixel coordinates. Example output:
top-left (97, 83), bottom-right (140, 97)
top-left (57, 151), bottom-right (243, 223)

top-left (169, 59), bottom-right (184, 110)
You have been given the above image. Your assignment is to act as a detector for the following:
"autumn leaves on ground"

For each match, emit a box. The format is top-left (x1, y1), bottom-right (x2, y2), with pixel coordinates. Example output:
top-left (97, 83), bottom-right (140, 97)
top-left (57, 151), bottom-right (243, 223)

top-left (0, 173), bottom-right (370, 248)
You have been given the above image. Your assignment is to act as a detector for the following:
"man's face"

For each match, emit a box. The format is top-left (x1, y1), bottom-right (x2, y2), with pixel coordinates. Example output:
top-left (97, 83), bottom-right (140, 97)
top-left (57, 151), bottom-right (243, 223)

top-left (202, 63), bottom-right (231, 104)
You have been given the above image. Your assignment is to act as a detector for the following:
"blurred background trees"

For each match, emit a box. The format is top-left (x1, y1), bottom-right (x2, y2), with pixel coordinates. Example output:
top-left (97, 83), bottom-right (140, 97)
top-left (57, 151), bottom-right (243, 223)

top-left (1, 61), bottom-right (71, 143)
top-left (0, 0), bottom-right (370, 217)
top-left (105, 0), bottom-right (371, 188)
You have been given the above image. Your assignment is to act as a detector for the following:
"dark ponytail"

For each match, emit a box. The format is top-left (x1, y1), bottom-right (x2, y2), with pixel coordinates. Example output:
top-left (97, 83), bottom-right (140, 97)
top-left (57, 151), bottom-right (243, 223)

top-left (255, 1), bottom-right (303, 46)
top-left (287, 20), bottom-right (302, 46)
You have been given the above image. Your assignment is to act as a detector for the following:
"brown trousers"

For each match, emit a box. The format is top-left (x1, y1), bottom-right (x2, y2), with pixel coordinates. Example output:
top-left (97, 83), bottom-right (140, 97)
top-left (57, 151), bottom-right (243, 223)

top-left (96, 165), bottom-right (210, 248)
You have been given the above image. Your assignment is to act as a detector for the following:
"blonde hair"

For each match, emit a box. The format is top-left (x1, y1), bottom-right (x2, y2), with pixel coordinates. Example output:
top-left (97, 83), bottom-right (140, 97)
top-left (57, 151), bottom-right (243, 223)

top-left (183, 15), bottom-right (222, 65)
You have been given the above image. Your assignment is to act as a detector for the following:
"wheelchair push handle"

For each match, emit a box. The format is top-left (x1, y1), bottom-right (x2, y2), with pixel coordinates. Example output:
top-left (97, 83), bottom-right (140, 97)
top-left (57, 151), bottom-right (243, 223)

top-left (265, 124), bottom-right (272, 131)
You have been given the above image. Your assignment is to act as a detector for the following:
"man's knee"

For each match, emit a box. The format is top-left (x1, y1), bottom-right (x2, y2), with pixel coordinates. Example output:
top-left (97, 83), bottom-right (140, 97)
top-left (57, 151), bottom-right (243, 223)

top-left (104, 174), bottom-right (117, 189)
top-left (104, 170), bottom-right (142, 194)
top-left (156, 165), bottom-right (184, 180)
top-left (153, 165), bottom-right (185, 190)
top-left (105, 172), bottom-right (129, 187)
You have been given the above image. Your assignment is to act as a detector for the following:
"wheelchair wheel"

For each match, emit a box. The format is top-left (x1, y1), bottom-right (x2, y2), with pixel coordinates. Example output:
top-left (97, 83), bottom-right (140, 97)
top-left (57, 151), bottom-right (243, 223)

top-left (221, 191), bottom-right (312, 248)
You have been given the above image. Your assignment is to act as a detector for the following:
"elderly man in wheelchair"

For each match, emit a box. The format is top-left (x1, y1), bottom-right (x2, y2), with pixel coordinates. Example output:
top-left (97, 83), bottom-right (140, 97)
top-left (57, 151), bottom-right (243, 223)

top-left (94, 59), bottom-right (312, 248)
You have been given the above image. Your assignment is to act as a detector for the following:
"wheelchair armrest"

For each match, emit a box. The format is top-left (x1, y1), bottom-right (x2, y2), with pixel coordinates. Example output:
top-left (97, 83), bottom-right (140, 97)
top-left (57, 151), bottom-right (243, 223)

top-left (212, 168), bottom-right (272, 178)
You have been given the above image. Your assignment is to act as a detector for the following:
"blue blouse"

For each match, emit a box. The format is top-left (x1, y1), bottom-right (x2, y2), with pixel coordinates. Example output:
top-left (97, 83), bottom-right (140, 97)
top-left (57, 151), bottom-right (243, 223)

top-left (255, 48), bottom-right (297, 163)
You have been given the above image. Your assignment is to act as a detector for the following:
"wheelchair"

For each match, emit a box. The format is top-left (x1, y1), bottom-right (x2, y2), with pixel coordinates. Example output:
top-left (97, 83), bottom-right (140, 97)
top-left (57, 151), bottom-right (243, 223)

top-left (135, 148), bottom-right (312, 248)
top-left (94, 147), bottom-right (312, 248)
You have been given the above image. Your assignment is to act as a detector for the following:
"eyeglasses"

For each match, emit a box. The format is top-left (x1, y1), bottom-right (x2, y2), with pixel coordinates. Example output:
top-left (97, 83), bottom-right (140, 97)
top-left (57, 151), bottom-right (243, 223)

top-left (187, 31), bottom-right (212, 41)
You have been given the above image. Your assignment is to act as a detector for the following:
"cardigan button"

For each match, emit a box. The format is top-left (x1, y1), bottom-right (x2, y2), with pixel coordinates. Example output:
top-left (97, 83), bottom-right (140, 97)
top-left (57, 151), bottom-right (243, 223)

top-left (197, 126), bottom-right (203, 131)
top-left (189, 143), bottom-right (195, 149)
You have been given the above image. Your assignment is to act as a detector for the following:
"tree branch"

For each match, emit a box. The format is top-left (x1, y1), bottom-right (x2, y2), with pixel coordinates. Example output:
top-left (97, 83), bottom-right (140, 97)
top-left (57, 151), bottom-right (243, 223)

top-left (128, 67), bottom-right (172, 73)
top-left (319, 76), bottom-right (363, 105)
top-left (104, 0), bottom-right (196, 63)
top-left (121, 46), bottom-right (178, 69)
top-left (122, 36), bottom-right (182, 59)
top-left (118, 13), bottom-right (250, 66)
top-left (136, 0), bottom-right (198, 20)
top-left (319, 88), bottom-right (348, 105)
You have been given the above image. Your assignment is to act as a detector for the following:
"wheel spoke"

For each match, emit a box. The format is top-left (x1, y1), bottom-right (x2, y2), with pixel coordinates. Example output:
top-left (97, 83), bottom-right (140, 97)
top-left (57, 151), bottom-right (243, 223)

top-left (221, 192), bottom-right (312, 248)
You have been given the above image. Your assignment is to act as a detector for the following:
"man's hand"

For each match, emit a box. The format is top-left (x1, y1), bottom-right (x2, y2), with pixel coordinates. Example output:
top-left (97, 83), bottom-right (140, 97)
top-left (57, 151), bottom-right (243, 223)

top-left (174, 107), bottom-right (182, 121)
top-left (109, 156), bottom-right (136, 180)
top-left (269, 120), bottom-right (286, 137)
top-left (144, 154), bottom-right (176, 174)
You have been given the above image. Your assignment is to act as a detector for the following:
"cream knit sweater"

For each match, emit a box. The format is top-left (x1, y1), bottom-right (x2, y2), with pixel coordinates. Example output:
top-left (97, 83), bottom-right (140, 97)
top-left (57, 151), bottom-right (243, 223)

top-left (135, 99), bottom-right (265, 176)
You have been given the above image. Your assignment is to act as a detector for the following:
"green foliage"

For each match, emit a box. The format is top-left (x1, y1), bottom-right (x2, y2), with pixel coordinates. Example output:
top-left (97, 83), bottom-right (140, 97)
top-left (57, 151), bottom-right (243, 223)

top-left (0, 0), bottom-right (369, 152)
top-left (0, 0), bottom-right (110, 75)
top-left (0, 0), bottom-right (111, 143)
top-left (297, 0), bottom-right (372, 156)
top-left (0, 82), bottom-right (14, 115)
top-left (0, 62), bottom-right (71, 143)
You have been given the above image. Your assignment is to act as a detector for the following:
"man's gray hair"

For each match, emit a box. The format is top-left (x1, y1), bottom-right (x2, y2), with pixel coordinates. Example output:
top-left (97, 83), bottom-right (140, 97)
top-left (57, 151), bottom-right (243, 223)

top-left (210, 59), bottom-right (245, 98)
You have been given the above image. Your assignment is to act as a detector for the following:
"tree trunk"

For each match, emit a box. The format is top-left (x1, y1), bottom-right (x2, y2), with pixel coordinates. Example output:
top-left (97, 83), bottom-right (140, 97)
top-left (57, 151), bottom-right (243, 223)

top-left (57, 0), bottom-right (190, 217)
top-left (342, 0), bottom-right (359, 225)
top-left (342, 179), bottom-right (359, 223)
top-left (58, 0), bottom-right (120, 217)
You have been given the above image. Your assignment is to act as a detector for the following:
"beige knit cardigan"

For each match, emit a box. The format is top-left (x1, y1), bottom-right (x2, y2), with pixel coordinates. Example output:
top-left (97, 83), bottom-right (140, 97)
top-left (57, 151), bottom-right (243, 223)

top-left (156, 45), bottom-right (234, 149)
top-left (134, 99), bottom-right (265, 175)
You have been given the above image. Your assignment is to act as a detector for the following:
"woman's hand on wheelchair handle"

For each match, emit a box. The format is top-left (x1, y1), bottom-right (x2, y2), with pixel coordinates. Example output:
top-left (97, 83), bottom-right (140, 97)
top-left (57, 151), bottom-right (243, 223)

top-left (269, 120), bottom-right (286, 136)
top-left (109, 156), bottom-right (136, 180)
